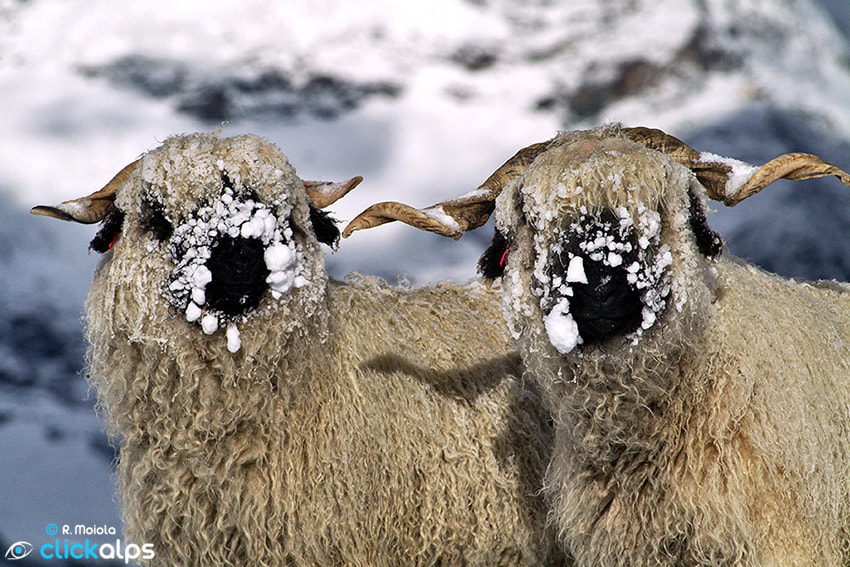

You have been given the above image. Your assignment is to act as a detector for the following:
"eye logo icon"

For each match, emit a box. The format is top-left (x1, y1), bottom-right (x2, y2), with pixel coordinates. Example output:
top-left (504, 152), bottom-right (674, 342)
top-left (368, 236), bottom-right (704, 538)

top-left (4, 541), bottom-right (33, 560)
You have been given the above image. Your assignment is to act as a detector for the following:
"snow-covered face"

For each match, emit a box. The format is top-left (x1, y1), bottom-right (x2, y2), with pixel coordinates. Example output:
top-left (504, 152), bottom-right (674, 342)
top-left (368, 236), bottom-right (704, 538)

top-left (88, 134), bottom-right (338, 354)
top-left (533, 206), bottom-right (671, 354)
top-left (163, 171), bottom-right (307, 347)
top-left (486, 133), bottom-right (721, 358)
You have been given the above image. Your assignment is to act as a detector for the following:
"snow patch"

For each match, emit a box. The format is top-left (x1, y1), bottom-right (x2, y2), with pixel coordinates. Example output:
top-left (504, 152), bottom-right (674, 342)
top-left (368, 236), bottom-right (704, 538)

top-left (698, 151), bottom-right (760, 199)
top-left (422, 205), bottom-right (461, 233)
top-left (544, 298), bottom-right (582, 354)
top-left (226, 323), bottom-right (241, 353)
top-left (565, 255), bottom-right (587, 283)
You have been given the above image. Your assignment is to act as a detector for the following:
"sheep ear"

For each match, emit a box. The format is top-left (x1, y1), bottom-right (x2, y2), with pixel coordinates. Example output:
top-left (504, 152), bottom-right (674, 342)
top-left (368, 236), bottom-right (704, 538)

top-left (30, 160), bottom-right (140, 224)
top-left (687, 183), bottom-right (723, 258)
top-left (621, 127), bottom-right (850, 205)
top-left (477, 230), bottom-right (511, 279)
top-left (342, 140), bottom-right (557, 239)
top-left (303, 176), bottom-right (363, 210)
top-left (308, 206), bottom-right (341, 247)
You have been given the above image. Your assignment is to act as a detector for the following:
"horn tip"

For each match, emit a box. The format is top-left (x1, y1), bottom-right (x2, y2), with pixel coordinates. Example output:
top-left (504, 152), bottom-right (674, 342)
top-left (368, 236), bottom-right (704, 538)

top-left (348, 175), bottom-right (364, 188)
top-left (30, 205), bottom-right (75, 222)
top-left (341, 215), bottom-right (377, 239)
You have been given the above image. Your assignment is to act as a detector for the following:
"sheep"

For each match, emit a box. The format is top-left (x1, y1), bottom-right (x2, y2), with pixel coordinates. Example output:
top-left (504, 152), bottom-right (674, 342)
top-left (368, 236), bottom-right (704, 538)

top-left (343, 124), bottom-right (850, 566)
top-left (31, 132), bottom-right (563, 566)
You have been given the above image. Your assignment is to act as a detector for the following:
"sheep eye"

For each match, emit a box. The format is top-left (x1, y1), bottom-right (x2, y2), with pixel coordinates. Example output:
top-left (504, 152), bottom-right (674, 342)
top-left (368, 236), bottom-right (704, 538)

top-left (140, 195), bottom-right (173, 242)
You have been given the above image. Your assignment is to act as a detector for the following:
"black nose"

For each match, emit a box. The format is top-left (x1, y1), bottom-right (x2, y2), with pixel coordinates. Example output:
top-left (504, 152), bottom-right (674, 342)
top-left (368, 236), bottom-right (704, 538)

top-left (568, 258), bottom-right (643, 343)
top-left (204, 235), bottom-right (270, 317)
top-left (543, 209), bottom-right (645, 345)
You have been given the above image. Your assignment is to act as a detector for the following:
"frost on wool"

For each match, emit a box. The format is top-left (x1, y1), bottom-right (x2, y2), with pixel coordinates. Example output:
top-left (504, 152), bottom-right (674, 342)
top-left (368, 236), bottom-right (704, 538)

top-left (166, 170), bottom-right (306, 352)
top-left (534, 205), bottom-right (672, 354)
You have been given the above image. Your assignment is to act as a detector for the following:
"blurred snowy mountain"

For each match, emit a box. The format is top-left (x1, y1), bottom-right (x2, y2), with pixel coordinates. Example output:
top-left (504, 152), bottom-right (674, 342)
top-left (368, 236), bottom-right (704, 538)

top-left (0, 0), bottom-right (848, 563)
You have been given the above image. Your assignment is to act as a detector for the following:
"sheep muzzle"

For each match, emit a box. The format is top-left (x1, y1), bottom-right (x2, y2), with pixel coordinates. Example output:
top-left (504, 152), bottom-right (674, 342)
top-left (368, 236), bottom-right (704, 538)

top-left (534, 208), bottom-right (671, 354)
top-left (166, 175), bottom-right (303, 340)
top-left (204, 235), bottom-right (270, 316)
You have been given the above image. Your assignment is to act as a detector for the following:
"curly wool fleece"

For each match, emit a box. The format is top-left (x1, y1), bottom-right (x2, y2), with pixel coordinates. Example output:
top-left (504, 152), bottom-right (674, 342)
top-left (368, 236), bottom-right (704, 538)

top-left (84, 133), bottom-right (561, 566)
top-left (494, 127), bottom-right (850, 566)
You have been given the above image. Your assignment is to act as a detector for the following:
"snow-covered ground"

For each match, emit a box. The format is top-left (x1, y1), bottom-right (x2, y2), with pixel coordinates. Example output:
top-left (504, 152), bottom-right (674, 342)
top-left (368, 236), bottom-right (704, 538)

top-left (0, 0), bottom-right (848, 563)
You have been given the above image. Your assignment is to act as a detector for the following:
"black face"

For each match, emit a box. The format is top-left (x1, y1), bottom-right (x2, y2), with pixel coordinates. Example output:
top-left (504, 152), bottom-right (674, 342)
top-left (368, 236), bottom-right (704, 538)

top-left (543, 210), bottom-right (645, 344)
top-left (479, 189), bottom-right (723, 349)
top-left (204, 234), bottom-right (271, 316)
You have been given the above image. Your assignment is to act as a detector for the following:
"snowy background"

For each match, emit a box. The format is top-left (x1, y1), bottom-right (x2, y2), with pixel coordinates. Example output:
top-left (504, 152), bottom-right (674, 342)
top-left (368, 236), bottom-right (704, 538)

top-left (1, 0), bottom-right (848, 563)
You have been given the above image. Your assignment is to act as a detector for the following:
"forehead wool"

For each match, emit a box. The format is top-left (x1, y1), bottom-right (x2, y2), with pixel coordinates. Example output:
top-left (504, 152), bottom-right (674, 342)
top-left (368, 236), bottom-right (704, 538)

top-left (117, 133), bottom-right (307, 227)
top-left (519, 135), bottom-right (674, 231)
top-left (96, 132), bottom-right (329, 355)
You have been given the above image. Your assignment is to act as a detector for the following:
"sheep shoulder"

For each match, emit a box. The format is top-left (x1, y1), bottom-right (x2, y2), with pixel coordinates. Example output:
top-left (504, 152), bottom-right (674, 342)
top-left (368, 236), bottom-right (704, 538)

top-left (685, 256), bottom-right (850, 565)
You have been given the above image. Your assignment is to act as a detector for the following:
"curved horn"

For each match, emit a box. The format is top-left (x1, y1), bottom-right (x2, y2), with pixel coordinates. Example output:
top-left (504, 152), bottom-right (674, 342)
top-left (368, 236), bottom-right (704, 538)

top-left (727, 152), bottom-right (850, 206)
top-left (31, 159), bottom-right (141, 224)
top-left (342, 139), bottom-right (557, 239)
top-left (304, 176), bottom-right (363, 209)
top-left (622, 127), bottom-right (850, 204)
top-left (622, 127), bottom-right (733, 201)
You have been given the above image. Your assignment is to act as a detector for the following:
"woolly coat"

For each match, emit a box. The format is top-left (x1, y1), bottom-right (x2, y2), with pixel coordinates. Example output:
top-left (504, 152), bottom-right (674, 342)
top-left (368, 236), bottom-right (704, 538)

top-left (82, 133), bottom-right (561, 566)
top-left (494, 129), bottom-right (850, 566)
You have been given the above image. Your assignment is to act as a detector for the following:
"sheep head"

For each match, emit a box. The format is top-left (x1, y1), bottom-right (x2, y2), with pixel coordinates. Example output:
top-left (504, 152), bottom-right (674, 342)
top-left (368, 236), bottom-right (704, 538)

top-left (32, 133), bottom-right (361, 354)
top-left (343, 124), bottom-right (850, 379)
top-left (473, 128), bottom-right (724, 392)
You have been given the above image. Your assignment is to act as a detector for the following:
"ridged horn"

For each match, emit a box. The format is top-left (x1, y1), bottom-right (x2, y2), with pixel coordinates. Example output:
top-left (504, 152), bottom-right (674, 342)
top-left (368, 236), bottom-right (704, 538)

top-left (728, 152), bottom-right (850, 206)
top-left (30, 159), bottom-right (141, 224)
top-left (622, 126), bottom-right (850, 204)
top-left (342, 139), bottom-right (557, 239)
top-left (622, 127), bottom-right (733, 201)
top-left (304, 176), bottom-right (363, 209)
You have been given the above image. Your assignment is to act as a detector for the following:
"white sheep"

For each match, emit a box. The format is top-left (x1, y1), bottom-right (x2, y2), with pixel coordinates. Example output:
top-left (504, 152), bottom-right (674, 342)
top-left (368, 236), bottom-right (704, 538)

top-left (343, 124), bottom-right (850, 566)
top-left (31, 132), bottom-right (563, 566)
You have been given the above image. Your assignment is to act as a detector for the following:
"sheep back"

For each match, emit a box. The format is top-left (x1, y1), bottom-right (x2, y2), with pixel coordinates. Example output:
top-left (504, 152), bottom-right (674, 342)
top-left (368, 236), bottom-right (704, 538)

top-left (87, 268), bottom-right (559, 564)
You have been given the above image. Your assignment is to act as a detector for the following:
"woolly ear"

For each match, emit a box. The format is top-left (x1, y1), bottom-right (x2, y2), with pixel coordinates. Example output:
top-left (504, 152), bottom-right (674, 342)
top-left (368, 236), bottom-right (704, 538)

top-left (31, 160), bottom-right (140, 224)
top-left (309, 206), bottom-right (341, 247)
top-left (686, 182), bottom-right (723, 258)
top-left (477, 230), bottom-right (511, 280)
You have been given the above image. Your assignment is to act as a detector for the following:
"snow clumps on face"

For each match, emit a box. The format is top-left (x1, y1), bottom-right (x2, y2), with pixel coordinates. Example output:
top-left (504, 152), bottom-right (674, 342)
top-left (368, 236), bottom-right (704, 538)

top-left (533, 205), bottom-right (672, 354)
top-left (167, 168), bottom-right (306, 352)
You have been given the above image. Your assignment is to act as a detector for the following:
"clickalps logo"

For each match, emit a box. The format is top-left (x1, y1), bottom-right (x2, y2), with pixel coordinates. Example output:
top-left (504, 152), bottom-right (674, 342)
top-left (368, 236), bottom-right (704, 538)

top-left (4, 524), bottom-right (155, 563)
